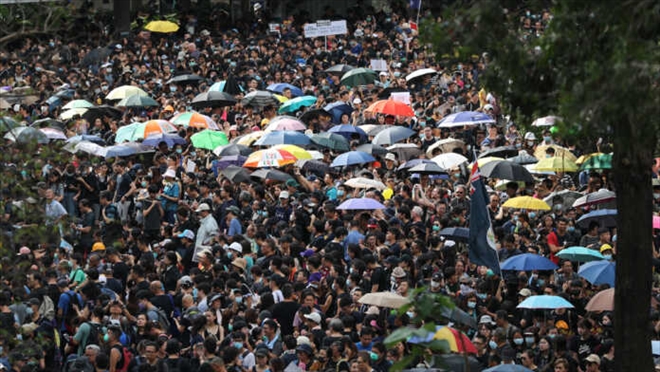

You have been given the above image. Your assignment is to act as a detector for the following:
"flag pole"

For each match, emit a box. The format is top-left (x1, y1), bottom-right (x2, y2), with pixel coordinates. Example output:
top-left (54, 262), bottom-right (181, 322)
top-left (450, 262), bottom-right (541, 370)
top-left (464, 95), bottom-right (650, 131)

top-left (416, 0), bottom-right (422, 29)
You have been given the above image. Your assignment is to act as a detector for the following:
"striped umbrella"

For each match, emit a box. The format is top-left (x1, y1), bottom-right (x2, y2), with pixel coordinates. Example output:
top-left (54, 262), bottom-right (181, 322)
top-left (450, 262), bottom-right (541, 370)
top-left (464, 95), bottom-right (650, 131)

top-left (170, 112), bottom-right (219, 130)
top-left (115, 120), bottom-right (177, 142)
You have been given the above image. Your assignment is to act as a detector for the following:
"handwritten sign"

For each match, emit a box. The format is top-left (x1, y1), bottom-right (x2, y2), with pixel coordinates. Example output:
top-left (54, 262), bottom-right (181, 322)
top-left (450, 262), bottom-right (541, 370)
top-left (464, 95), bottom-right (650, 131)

top-left (304, 20), bottom-right (348, 38)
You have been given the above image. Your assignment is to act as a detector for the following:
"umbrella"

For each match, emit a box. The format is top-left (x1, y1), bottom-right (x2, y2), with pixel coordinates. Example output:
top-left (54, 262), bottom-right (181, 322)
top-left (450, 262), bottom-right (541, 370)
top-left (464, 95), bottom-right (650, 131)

top-left (437, 111), bottom-right (495, 128)
top-left (243, 148), bottom-right (299, 168)
top-left (62, 99), bottom-right (93, 110)
top-left (425, 138), bottom-right (466, 158)
top-left (214, 155), bottom-right (249, 170)
top-left (117, 95), bottom-right (159, 108)
top-left (250, 168), bottom-right (293, 182)
top-left (359, 124), bottom-right (389, 136)
top-left (310, 133), bottom-right (350, 152)
top-left (439, 306), bottom-right (478, 329)
top-left (502, 196), bottom-right (551, 211)
top-left (501, 253), bottom-right (558, 271)
top-left (355, 143), bottom-right (388, 155)
top-left (480, 160), bottom-right (535, 182)
top-left (328, 124), bottom-right (367, 141)
top-left (324, 64), bottom-right (354, 75)
top-left (299, 109), bottom-right (331, 123)
top-left (144, 20), bottom-right (179, 33)
top-left (39, 127), bottom-right (67, 140)
top-left (115, 120), bottom-right (177, 142)
top-left (578, 260), bottom-right (615, 287)
top-left (475, 156), bottom-right (505, 168)
top-left (585, 288), bottom-right (614, 312)
top-left (191, 130), bottom-right (229, 150)
top-left (531, 115), bottom-right (561, 127)
top-left (103, 142), bottom-right (154, 158)
top-left (358, 292), bottom-right (409, 308)
top-left (191, 91), bottom-right (237, 108)
top-left (387, 143), bottom-right (422, 161)
top-left (209, 80), bottom-right (245, 94)
top-left (60, 108), bottom-right (88, 121)
top-left (331, 151), bottom-right (375, 167)
top-left (105, 85), bottom-right (148, 100)
top-left (344, 177), bottom-right (387, 190)
top-left (324, 102), bottom-right (354, 124)
top-left (433, 327), bottom-right (478, 354)
top-left (142, 133), bottom-right (187, 148)
top-left (556, 247), bottom-right (605, 263)
top-left (4, 126), bottom-right (49, 144)
top-left (0, 117), bottom-right (22, 132)
top-left (272, 145), bottom-right (313, 160)
top-left (278, 96), bottom-right (317, 113)
top-left (234, 131), bottom-right (265, 146)
top-left (533, 156), bottom-right (579, 172)
top-left (408, 162), bottom-right (447, 175)
top-left (267, 83), bottom-right (304, 97)
top-left (397, 159), bottom-right (434, 171)
top-left (83, 105), bottom-right (122, 122)
top-left (572, 189), bottom-right (616, 208)
top-left (170, 112), bottom-right (219, 130)
top-left (65, 140), bottom-right (105, 156)
top-left (338, 198), bottom-right (386, 210)
top-left (372, 126), bottom-right (416, 145)
top-left (79, 47), bottom-right (112, 68)
top-left (254, 131), bottom-right (311, 146)
top-left (365, 100), bottom-right (415, 117)
top-left (221, 165), bottom-right (251, 183)
top-left (66, 135), bottom-right (105, 145)
top-left (213, 144), bottom-right (252, 157)
top-left (576, 209), bottom-right (617, 229)
top-left (508, 151), bottom-right (539, 165)
top-left (581, 153), bottom-right (613, 170)
top-left (340, 68), bottom-right (378, 87)
top-left (431, 153), bottom-right (469, 170)
top-left (166, 74), bottom-right (204, 85)
top-left (30, 118), bottom-right (66, 130)
top-left (544, 190), bottom-right (583, 210)
top-left (484, 365), bottom-right (534, 372)
top-left (242, 91), bottom-right (280, 108)
top-left (438, 227), bottom-right (469, 242)
top-left (517, 295), bottom-right (575, 309)
top-left (479, 145), bottom-right (519, 159)
top-left (434, 355), bottom-right (483, 372)
top-left (405, 68), bottom-right (438, 82)
top-left (534, 145), bottom-right (577, 162)
top-left (264, 116), bottom-right (307, 132)
top-left (295, 159), bottom-right (331, 177)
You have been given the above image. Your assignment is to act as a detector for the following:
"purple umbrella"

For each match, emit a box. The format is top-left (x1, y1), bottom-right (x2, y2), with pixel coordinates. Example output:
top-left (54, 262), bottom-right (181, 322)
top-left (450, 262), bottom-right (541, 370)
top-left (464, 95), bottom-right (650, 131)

top-left (337, 198), bottom-right (386, 210)
top-left (142, 133), bottom-right (187, 148)
top-left (215, 155), bottom-right (248, 170)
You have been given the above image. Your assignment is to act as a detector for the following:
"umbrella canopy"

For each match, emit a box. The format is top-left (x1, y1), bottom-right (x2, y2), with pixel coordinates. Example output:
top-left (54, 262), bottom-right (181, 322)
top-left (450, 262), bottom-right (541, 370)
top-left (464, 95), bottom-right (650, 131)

top-left (243, 148), bottom-right (299, 168)
top-left (299, 109), bottom-right (331, 123)
top-left (267, 83), bottom-right (303, 97)
top-left (271, 145), bottom-right (312, 160)
top-left (431, 153), bottom-right (468, 170)
top-left (324, 64), bottom-right (354, 75)
top-left (556, 246), bottom-right (605, 263)
top-left (30, 118), bottom-right (66, 130)
top-left (39, 127), bottom-right (67, 140)
top-left (344, 177), bottom-right (386, 190)
top-left (66, 135), bottom-right (105, 145)
top-left (103, 142), bottom-right (154, 158)
top-left (170, 112), bottom-right (219, 130)
top-left (358, 292), bottom-right (409, 308)
top-left (213, 144), bottom-right (251, 157)
top-left (115, 120), bottom-right (177, 142)
top-left (405, 68), bottom-right (438, 82)
top-left (242, 90), bottom-right (280, 108)
top-left (355, 143), bottom-right (388, 155)
top-left (234, 131), bottom-right (265, 146)
top-left (106, 85), bottom-right (148, 100)
top-left (573, 189), bottom-right (616, 208)
top-left (396, 159), bottom-right (434, 172)
top-left (439, 306), bottom-right (478, 329)
top-left (4, 126), bottom-right (49, 144)
top-left (544, 190), bottom-right (583, 211)
top-left (337, 198), bottom-right (386, 210)
top-left (144, 20), bottom-right (179, 33)
top-left (578, 260), bottom-right (615, 287)
top-left (433, 327), bottom-right (478, 354)
top-left (221, 165), bottom-right (251, 183)
top-left (310, 132), bottom-right (350, 152)
top-left (484, 365), bottom-right (534, 372)
top-left (254, 131), bottom-right (311, 146)
top-left (0, 117), bottom-right (22, 132)
top-left (328, 124), bottom-right (367, 141)
top-left (387, 143), bottom-right (422, 161)
top-left (278, 96), bottom-right (317, 114)
top-left (533, 156), bottom-right (579, 172)
top-left (475, 156), bottom-right (505, 168)
top-left (438, 227), bottom-right (469, 242)
top-left (576, 209), bottom-right (617, 229)
top-left (425, 138), bottom-right (465, 158)
top-left (372, 126), bottom-right (416, 145)
top-left (581, 153), bottom-right (613, 170)
top-left (324, 102), bottom-right (354, 124)
top-left (209, 79), bottom-right (245, 95)
top-left (501, 253), bottom-right (558, 271)
top-left (83, 105), bottom-right (122, 121)
top-left (365, 100), bottom-right (415, 117)
top-left (534, 145), bottom-right (577, 162)
top-left (508, 151), bottom-right (539, 165)
top-left (166, 74), bottom-right (204, 85)
top-left (503, 196), bottom-right (551, 210)
top-left (438, 111), bottom-right (495, 128)
top-left (479, 145), bottom-right (519, 159)
top-left (142, 133), bottom-right (187, 148)
top-left (331, 151), bottom-right (375, 167)
top-left (480, 160), bottom-right (535, 182)
top-left (531, 115), bottom-right (561, 127)
top-left (62, 99), bottom-right (93, 110)
top-left (65, 140), bottom-right (105, 156)
top-left (264, 116), bottom-right (306, 132)
top-left (191, 91), bottom-right (237, 109)
top-left (60, 108), bottom-right (88, 121)
top-left (359, 124), bottom-right (389, 136)
top-left (517, 295), bottom-right (575, 309)
top-left (250, 168), bottom-right (293, 182)
top-left (585, 288), bottom-right (614, 312)
top-left (214, 155), bottom-right (249, 170)
top-left (117, 95), bottom-right (159, 108)
top-left (295, 159), bottom-right (331, 177)
top-left (340, 68), bottom-right (378, 87)
top-left (191, 130), bottom-right (229, 150)
top-left (408, 162), bottom-right (447, 174)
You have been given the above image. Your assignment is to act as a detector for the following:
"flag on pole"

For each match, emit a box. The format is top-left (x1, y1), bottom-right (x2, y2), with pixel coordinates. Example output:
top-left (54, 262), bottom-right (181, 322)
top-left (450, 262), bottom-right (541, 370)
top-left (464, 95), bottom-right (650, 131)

top-left (410, 22), bottom-right (418, 31)
top-left (409, 0), bottom-right (421, 10)
top-left (468, 162), bottom-right (501, 275)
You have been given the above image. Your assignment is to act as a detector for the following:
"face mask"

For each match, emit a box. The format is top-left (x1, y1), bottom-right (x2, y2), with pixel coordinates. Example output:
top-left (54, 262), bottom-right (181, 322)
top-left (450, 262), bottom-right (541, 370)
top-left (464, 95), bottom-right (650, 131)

top-left (431, 280), bottom-right (440, 289)
top-left (488, 340), bottom-right (498, 349)
top-left (603, 254), bottom-right (612, 260)
top-left (49, 41), bottom-right (55, 48)
top-left (567, 226), bottom-right (575, 232)
top-left (170, 86), bottom-right (177, 92)
top-left (228, 324), bottom-right (233, 331)
top-left (543, 136), bottom-right (551, 142)
top-left (393, 72), bottom-right (401, 78)
top-left (190, 151), bottom-right (196, 157)
top-left (467, 301), bottom-right (476, 309)
top-left (513, 338), bottom-right (524, 345)
top-left (527, 141), bottom-right (534, 146)
top-left (233, 342), bottom-right (243, 349)
top-left (102, 85), bottom-right (109, 91)
top-left (548, 334), bottom-right (556, 339)
top-left (25, 307), bottom-right (33, 316)
top-left (529, 212), bottom-right (536, 219)
top-left (512, 215), bottom-right (518, 222)
top-left (141, 181), bottom-right (147, 187)
top-left (349, 267), bottom-right (355, 275)
top-left (103, 333), bottom-right (110, 343)
top-left (262, 336), bottom-right (268, 342)
top-left (537, 279), bottom-right (546, 287)
top-left (337, 190), bottom-right (345, 197)
top-left (226, 252), bottom-right (233, 259)
top-left (346, 279), bottom-right (351, 287)
top-left (406, 311), bottom-right (414, 319)
top-left (454, 172), bottom-right (461, 178)
top-left (433, 225), bottom-right (440, 232)
top-left (602, 319), bottom-right (611, 326)
top-left (515, 143), bottom-right (522, 149)
top-left (176, 148), bottom-right (183, 154)
top-left (477, 293), bottom-right (487, 300)
top-left (236, 296), bottom-right (243, 304)
top-left (525, 337), bottom-right (535, 345)
top-left (370, 352), bottom-right (379, 361)
top-left (654, 193), bottom-right (660, 199)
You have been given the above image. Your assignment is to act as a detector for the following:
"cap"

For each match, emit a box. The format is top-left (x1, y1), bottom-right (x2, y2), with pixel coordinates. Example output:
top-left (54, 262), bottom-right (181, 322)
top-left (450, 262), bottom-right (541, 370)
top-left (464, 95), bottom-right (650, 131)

top-left (392, 267), bottom-right (406, 278)
top-left (226, 205), bottom-right (241, 215)
top-left (279, 190), bottom-right (290, 199)
top-left (366, 306), bottom-right (380, 315)
top-left (255, 348), bottom-right (269, 357)
top-left (379, 71), bottom-right (388, 77)
top-left (163, 169), bottom-right (176, 179)
top-left (367, 218), bottom-right (378, 228)
top-left (57, 278), bottom-right (70, 288)
top-left (300, 249), bottom-right (315, 258)
top-left (163, 105), bottom-right (174, 112)
top-left (479, 315), bottom-right (496, 326)
top-left (385, 256), bottom-right (399, 265)
top-left (555, 320), bottom-right (569, 330)
top-left (286, 179), bottom-right (300, 188)
top-left (196, 248), bottom-right (213, 258)
top-left (18, 246), bottom-right (31, 256)
top-left (600, 244), bottom-right (613, 253)
top-left (178, 229), bottom-right (195, 240)
top-left (584, 354), bottom-right (601, 365)
top-left (27, 298), bottom-right (41, 306)
top-left (195, 203), bottom-right (211, 212)
top-left (91, 242), bottom-right (106, 252)
top-left (444, 240), bottom-right (456, 248)
top-left (228, 242), bottom-right (243, 253)
top-left (229, 125), bottom-right (238, 131)
top-left (296, 344), bottom-right (313, 355)
top-left (518, 288), bottom-right (532, 297)
top-left (296, 335), bottom-right (312, 346)
top-left (303, 312), bottom-right (322, 324)
top-left (483, 104), bottom-right (494, 111)
top-left (231, 257), bottom-right (247, 271)
top-left (179, 275), bottom-right (193, 286)
top-left (524, 132), bottom-right (536, 141)
top-left (385, 153), bottom-right (396, 161)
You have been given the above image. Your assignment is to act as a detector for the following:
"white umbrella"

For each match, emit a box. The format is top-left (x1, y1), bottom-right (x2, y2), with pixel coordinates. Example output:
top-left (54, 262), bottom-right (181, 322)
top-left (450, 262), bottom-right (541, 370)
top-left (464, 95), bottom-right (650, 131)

top-left (531, 115), bottom-right (561, 127)
top-left (358, 292), bottom-right (409, 308)
top-left (59, 108), bottom-right (88, 120)
top-left (344, 177), bottom-right (387, 190)
top-left (405, 68), bottom-right (438, 82)
top-left (425, 138), bottom-right (465, 158)
top-left (431, 153), bottom-right (469, 169)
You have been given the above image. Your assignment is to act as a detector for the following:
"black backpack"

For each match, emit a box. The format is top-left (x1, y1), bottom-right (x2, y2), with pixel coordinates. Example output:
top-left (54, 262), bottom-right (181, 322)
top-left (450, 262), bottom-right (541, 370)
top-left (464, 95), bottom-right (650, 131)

top-left (82, 322), bottom-right (103, 349)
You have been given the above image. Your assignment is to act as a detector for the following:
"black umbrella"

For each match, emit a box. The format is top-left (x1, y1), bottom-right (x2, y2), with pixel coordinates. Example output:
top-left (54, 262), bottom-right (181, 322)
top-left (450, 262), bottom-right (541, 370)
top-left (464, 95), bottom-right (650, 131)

top-left (324, 64), bottom-right (355, 76)
top-left (377, 87), bottom-right (408, 99)
top-left (222, 74), bottom-right (243, 95)
top-left (440, 306), bottom-right (478, 329)
top-left (213, 144), bottom-right (252, 157)
top-left (80, 47), bottom-right (112, 68)
top-left (221, 165), bottom-right (251, 183)
top-left (296, 159), bottom-right (331, 177)
top-left (479, 145), bottom-right (519, 159)
top-left (300, 109), bottom-right (331, 124)
top-left (355, 143), bottom-right (388, 156)
top-left (250, 169), bottom-right (293, 182)
top-left (242, 91), bottom-right (280, 109)
top-left (167, 74), bottom-right (205, 85)
top-left (83, 105), bottom-right (122, 122)
top-left (191, 91), bottom-right (237, 109)
top-left (432, 354), bottom-right (483, 372)
top-left (508, 152), bottom-right (539, 165)
top-left (408, 162), bottom-right (447, 174)
top-left (480, 160), bottom-right (535, 182)
top-left (30, 118), bottom-right (66, 131)
top-left (438, 227), bottom-right (470, 242)
top-left (310, 132), bottom-right (350, 152)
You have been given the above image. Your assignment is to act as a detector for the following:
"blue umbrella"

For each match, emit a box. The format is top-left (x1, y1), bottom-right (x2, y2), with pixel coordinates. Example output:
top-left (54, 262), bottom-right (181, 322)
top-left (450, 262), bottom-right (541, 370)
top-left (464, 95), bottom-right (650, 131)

top-left (578, 260), bottom-right (615, 287)
top-left (142, 133), bottom-right (187, 148)
top-left (324, 102), bottom-right (354, 124)
top-left (254, 131), bottom-right (311, 146)
top-left (328, 124), bottom-right (367, 141)
top-left (330, 151), bottom-right (375, 167)
top-left (337, 198), bottom-right (386, 210)
top-left (103, 142), bottom-right (154, 158)
top-left (372, 126), bottom-right (416, 145)
top-left (267, 83), bottom-right (304, 97)
top-left (438, 227), bottom-right (470, 242)
top-left (437, 111), bottom-right (496, 128)
top-left (517, 295), bottom-right (575, 309)
top-left (501, 253), bottom-right (558, 271)
top-left (556, 246), bottom-right (605, 263)
top-left (484, 365), bottom-right (534, 372)
top-left (278, 96), bottom-right (317, 113)
top-left (66, 135), bottom-right (106, 145)
top-left (576, 209), bottom-right (617, 229)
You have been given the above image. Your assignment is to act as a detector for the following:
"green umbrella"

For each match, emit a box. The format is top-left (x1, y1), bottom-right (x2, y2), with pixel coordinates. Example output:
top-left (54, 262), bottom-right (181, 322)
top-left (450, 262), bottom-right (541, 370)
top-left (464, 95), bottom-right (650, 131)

top-left (340, 68), bottom-right (378, 87)
top-left (0, 116), bottom-right (23, 133)
top-left (580, 153), bottom-right (613, 170)
top-left (62, 99), bottom-right (94, 110)
top-left (117, 95), bottom-right (159, 108)
top-left (191, 130), bottom-right (229, 150)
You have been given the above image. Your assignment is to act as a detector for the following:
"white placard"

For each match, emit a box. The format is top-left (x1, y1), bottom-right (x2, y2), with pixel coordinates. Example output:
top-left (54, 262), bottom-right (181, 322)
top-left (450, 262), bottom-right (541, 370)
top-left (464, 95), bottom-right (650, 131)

top-left (304, 20), bottom-right (348, 38)
top-left (390, 92), bottom-right (411, 104)
top-left (370, 59), bottom-right (388, 71)
top-left (268, 23), bottom-right (281, 33)
top-left (186, 159), bottom-right (196, 173)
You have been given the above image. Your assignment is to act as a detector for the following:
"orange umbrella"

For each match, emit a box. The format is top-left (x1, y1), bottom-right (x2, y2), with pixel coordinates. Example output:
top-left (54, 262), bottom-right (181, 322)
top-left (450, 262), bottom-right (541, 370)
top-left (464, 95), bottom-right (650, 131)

top-left (243, 148), bottom-right (298, 168)
top-left (585, 288), bottom-right (614, 312)
top-left (170, 112), bottom-right (219, 130)
top-left (365, 99), bottom-right (415, 117)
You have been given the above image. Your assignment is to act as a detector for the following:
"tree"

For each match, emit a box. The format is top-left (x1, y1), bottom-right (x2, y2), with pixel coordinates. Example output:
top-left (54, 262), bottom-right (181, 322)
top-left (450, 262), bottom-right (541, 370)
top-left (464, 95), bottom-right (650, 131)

top-left (423, 0), bottom-right (659, 369)
top-left (0, 2), bottom-right (72, 45)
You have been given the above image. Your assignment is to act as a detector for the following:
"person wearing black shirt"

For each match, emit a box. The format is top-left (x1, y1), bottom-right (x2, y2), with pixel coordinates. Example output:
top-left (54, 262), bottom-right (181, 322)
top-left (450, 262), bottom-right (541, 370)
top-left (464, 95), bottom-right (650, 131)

top-left (270, 284), bottom-right (300, 336)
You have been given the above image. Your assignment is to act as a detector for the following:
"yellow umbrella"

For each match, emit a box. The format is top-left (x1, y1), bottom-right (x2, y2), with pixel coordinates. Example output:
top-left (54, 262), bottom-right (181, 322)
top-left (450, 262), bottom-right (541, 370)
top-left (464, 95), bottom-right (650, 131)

top-left (273, 94), bottom-right (289, 103)
top-left (502, 196), bottom-right (551, 211)
top-left (471, 156), bottom-right (504, 168)
top-left (235, 131), bottom-right (264, 146)
top-left (534, 145), bottom-right (577, 162)
top-left (144, 20), bottom-right (179, 33)
top-left (576, 152), bottom-right (604, 165)
top-left (533, 157), bottom-right (579, 172)
top-left (272, 145), bottom-right (312, 160)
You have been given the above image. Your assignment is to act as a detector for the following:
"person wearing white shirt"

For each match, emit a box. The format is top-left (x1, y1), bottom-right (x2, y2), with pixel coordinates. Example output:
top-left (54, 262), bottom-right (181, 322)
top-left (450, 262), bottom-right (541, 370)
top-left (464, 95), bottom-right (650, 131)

top-left (193, 203), bottom-right (218, 263)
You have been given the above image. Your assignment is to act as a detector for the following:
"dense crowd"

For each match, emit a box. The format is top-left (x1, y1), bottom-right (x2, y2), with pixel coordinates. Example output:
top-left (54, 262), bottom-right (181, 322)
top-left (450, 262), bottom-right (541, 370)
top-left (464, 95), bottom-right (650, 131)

top-left (0, 3), bottom-right (646, 372)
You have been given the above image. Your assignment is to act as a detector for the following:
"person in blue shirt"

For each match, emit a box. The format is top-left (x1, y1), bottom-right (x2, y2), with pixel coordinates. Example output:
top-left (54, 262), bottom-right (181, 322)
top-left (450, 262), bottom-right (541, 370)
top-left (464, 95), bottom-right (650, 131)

top-left (355, 327), bottom-right (375, 352)
top-left (226, 206), bottom-right (243, 240)
top-left (344, 220), bottom-right (364, 262)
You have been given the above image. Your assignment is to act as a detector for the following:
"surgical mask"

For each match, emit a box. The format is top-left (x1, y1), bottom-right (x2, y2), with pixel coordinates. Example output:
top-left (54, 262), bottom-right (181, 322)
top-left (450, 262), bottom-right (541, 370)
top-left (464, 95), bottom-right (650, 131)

top-left (512, 215), bottom-right (518, 222)
top-left (488, 340), bottom-right (498, 349)
top-left (513, 338), bottom-right (524, 346)
top-left (337, 190), bottom-right (345, 197)
top-left (141, 181), bottom-right (147, 187)
top-left (430, 280), bottom-right (440, 288)
top-left (548, 334), bottom-right (556, 339)
top-left (102, 85), bottom-right (109, 91)
top-left (35, 67), bottom-right (42, 72)
top-left (331, 283), bottom-right (337, 291)
top-left (176, 148), bottom-right (183, 154)
top-left (654, 193), bottom-right (660, 199)
top-left (25, 307), bottom-right (33, 316)
top-left (537, 279), bottom-right (545, 287)
top-left (170, 86), bottom-right (177, 92)
top-left (525, 337), bottom-right (535, 345)
top-left (527, 141), bottom-right (534, 146)
top-left (49, 41), bottom-right (55, 48)
top-left (477, 293), bottom-right (487, 300)
top-left (454, 172), bottom-right (461, 178)
top-left (190, 151), bottom-right (196, 157)
top-left (369, 352), bottom-right (379, 361)
top-left (103, 333), bottom-right (110, 343)
top-left (226, 252), bottom-right (233, 259)
top-left (236, 296), bottom-right (243, 304)
top-left (228, 324), bottom-right (233, 331)
top-left (349, 267), bottom-right (355, 275)
top-left (603, 254), bottom-right (612, 260)
top-left (406, 311), bottom-right (414, 319)
top-left (543, 136), bottom-right (551, 142)
top-left (467, 301), bottom-right (476, 309)
top-left (432, 225), bottom-right (440, 232)
top-left (567, 226), bottom-right (575, 232)
top-left (515, 143), bottom-right (522, 149)
top-left (346, 279), bottom-right (351, 287)
top-left (233, 342), bottom-right (243, 349)
top-left (393, 72), bottom-right (401, 78)
top-left (529, 212), bottom-right (536, 219)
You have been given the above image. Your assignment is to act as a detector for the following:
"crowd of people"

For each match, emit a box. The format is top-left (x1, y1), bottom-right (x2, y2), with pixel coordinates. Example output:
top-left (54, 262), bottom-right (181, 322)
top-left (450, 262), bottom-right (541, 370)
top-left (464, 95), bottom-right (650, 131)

top-left (0, 3), bottom-right (645, 372)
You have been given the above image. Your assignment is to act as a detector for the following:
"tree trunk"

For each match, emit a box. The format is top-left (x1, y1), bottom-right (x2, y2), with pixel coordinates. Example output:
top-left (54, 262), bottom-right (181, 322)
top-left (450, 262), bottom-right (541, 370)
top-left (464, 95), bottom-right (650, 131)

top-left (613, 121), bottom-right (656, 371)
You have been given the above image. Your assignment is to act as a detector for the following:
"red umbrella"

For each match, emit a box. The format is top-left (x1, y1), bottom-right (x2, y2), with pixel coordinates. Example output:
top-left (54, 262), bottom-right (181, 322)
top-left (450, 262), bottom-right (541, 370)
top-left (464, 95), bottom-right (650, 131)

top-left (365, 100), bottom-right (415, 117)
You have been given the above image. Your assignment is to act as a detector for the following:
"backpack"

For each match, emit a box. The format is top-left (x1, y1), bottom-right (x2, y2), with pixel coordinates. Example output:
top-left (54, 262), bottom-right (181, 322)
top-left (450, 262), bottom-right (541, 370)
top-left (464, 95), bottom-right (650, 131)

top-left (150, 307), bottom-right (171, 330)
top-left (112, 344), bottom-right (133, 372)
top-left (62, 291), bottom-right (81, 324)
top-left (83, 322), bottom-right (103, 350)
top-left (39, 294), bottom-right (56, 321)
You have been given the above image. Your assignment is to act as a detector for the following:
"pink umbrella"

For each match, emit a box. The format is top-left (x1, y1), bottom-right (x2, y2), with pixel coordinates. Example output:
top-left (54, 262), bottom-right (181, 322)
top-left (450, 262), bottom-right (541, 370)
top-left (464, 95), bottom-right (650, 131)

top-left (264, 116), bottom-right (306, 132)
top-left (654, 215), bottom-right (660, 229)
